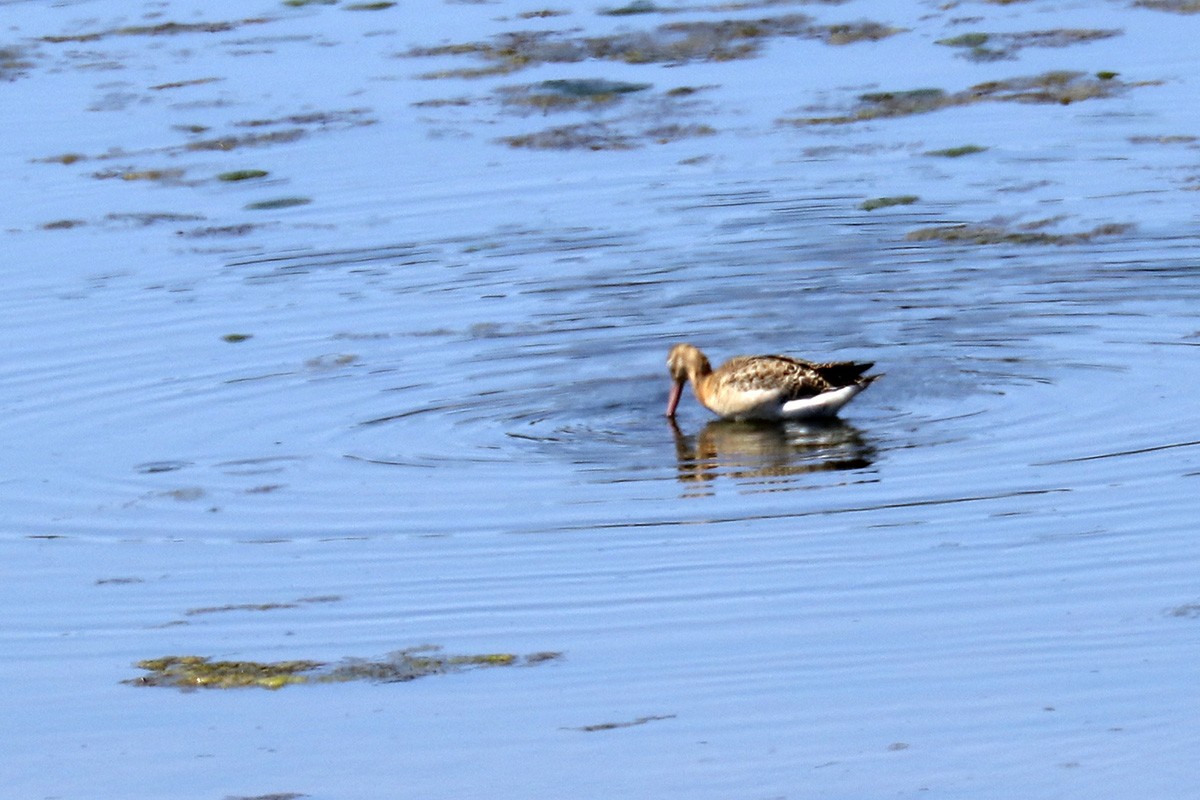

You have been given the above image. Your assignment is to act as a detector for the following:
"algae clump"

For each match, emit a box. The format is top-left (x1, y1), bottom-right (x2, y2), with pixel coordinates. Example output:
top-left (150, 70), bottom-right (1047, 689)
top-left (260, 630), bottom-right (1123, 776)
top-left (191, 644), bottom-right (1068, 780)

top-left (127, 647), bottom-right (564, 690)
top-left (860, 195), bottom-right (918, 211)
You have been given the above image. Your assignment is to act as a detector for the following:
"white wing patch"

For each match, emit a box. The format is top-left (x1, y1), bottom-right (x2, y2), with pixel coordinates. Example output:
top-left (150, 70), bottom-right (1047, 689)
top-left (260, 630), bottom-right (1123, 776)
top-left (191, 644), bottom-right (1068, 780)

top-left (778, 384), bottom-right (863, 419)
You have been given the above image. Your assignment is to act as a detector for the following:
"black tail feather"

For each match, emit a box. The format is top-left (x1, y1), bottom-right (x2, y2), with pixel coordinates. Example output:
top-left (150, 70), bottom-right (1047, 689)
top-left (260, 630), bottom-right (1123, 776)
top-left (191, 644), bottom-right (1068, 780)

top-left (813, 361), bottom-right (874, 386)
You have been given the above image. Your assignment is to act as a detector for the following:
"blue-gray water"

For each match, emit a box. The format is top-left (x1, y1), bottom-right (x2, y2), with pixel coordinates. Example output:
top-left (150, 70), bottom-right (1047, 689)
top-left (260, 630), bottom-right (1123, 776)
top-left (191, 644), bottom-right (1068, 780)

top-left (3, 1), bottom-right (1200, 797)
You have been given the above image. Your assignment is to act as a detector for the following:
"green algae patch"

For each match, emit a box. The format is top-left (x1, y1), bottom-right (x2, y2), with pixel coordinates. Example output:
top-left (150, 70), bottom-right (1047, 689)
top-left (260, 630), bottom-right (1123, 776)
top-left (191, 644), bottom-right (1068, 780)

top-left (218, 169), bottom-right (270, 181)
top-left (150, 77), bottom-right (222, 91)
top-left (537, 77), bottom-right (652, 97)
top-left (937, 33), bottom-right (990, 48)
top-left (183, 224), bottom-right (262, 238)
top-left (186, 602), bottom-right (296, 615)
top-left (1, 44), bottom-right (34, 80)
top-left (924, 144), bottom-right (987, 157)
top-left (819, 21), bottom-right (904, 44)
top-left (568, 713), bottom-right (676, 732)
top-left (129, 656), bottom-right (323, 690)
top-left (412, 96), bottom-right (473, 108)
top-left (40, 153), bottom-right (87, 165)
top-left (223, 333), bottom-right (254, 342)
top-left (935, 28), bottom-right (1120, 62)
top-left (41, 18), bottom-right (273, 43)
top-left (188, 129), bottom-right (307, 151)
top-left (345, 1), bottom-right (395, 8)
top-left (184, 597), bottom-right (343, 618)
top-left (519, 9), bottom-right (571, 19)
top-left (860, 195), bottom-right (918, 211)
top-left (92, 168), bottom-right (185, 182)
top-left (1134, 0), bottom-right (1200, 12)
top-left (405, 13), bottom-right (903, 77)
top-left (42, 219), bottom-right (87, 230)
top-left (127, 647), bottom-right (564, 690)
top-left (500, 121), bottom-right (714, 150)
top-left (500, 123), bottom-right (637, 150)
top-left (246, 197), bottom-right (312, 210)
top-left (601, 0), bottom-right (663, 14)
top-left (34, 110), bottom-right (371, 168)
top-left (601, 0), bottom-right (861, 13)
top-left (1129, 134), bottom-right (1197, 144)
top-left (499, 78), bottom-right (653, 112)
top-left (185, 109), bottom-right (373, 151)
top-left (107, 212), bottom-right (205, 226)
top-left (285, 0), bottom-right (337, 6)
top-left (906, 221), bottom-right (1133, 246)
top-left (787, 71), bottom-right (1150, 125)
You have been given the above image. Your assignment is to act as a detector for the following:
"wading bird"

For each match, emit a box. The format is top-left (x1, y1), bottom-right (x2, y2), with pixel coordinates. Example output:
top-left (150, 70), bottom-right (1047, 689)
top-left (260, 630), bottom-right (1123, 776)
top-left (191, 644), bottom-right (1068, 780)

top-left (666, 343), bottom-right (879, 421)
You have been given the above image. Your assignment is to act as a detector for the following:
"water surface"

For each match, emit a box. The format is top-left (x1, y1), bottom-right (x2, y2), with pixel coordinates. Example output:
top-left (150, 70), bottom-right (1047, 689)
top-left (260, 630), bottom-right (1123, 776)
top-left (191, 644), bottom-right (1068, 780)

top-left (3, 1), bottom-right (1200, 797)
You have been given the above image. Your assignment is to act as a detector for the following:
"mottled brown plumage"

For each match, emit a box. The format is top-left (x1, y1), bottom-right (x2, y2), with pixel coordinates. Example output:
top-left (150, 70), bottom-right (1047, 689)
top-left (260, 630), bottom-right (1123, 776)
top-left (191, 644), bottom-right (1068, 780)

top-left (666, 343), bottom-right (879, 421)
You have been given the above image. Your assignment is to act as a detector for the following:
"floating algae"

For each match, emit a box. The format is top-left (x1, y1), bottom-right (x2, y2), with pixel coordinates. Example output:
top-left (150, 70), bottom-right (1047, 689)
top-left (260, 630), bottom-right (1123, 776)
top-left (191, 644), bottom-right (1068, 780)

top-left (41, 18), bottom-right (273, 43)
top-left (924, 144), bottom-right (987, 157)
top-left (245, 197), bottom-right (312, 210)
top-left (1, 44), bottom-right (34, 80)
top-left (218, 169), bottom-right (270, 181)
top-left (906, 221), bottom-right (1133, 246)
top-left (787, 71), bottom-right (1153, 125)
top-left (497, 78), bottom-right (653, 112)
top-left (128, 656), bottom-right (324, 690)
top-left (499, 120), bottom-right (714, 150)
top-left (404, 14), bottom-right (902, 77)
top-left (92, 168), bottom-right (185, 182)
top-left (127, 646), bottom-right (563, 690)
top-left (860, 195), bottom-right (918, 211)
top-left (935, 28), bottom-right (1120, 62)
top-left (1134, 0), bottom-right (1200, 12)
top-left (567, 714), bottom-right (677, 732)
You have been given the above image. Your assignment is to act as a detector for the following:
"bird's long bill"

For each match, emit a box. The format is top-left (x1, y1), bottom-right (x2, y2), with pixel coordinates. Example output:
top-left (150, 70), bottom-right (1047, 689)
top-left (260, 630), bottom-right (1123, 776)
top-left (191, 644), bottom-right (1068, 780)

top-left (666, 378), bottom-right (685, 418)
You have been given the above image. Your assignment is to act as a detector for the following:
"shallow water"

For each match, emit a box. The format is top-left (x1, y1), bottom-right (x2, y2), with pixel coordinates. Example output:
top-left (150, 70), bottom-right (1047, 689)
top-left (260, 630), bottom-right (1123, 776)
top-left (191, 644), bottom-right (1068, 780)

top-left (4, 1), bottom-right (1200, 797)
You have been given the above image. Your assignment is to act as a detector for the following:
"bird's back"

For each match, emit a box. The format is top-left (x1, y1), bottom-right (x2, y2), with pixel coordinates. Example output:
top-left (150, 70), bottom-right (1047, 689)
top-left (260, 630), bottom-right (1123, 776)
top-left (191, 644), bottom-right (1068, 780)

top-left (717, 354), bottom-right (871, 401)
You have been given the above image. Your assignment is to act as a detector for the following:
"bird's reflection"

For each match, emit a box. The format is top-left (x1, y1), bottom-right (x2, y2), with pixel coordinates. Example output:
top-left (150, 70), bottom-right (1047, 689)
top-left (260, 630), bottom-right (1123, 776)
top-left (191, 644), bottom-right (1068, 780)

top-left (669, 417), bottom-right (875, 488)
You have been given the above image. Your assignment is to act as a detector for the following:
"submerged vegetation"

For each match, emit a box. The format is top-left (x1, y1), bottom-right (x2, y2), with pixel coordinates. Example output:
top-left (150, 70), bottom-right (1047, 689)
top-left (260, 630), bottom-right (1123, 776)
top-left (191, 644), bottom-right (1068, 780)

top-left (127, 647), bottom-right (563, 690)
top-left (497, 78), bottom-right (653, 112)
top-left (924, 144), bottom-right (988, 157)
top-left (500, 121), bottom-right (715, 150)
top-left (92, 168), bottom-right (185, 183)
top-left (41, 18), bottom-right (272, 43)
top-left (245, 197), bottom-right (312, 210)
top-left (35, 109), bottom-right (373, 165)
top-left (860, 195), bottom-right (918, 211)
top-left (404, 14), bottom-right (903, 78)
top-left (787, 71), bottom-right (1152, 125)
top-left (907, 221), bottom-right (1133, 246)
top-left (185, 595), bottom-right (340, 614)
top-left (600, 0), bottom-right (859, 14)
top-left (1, 44), bottom-right (33, 80)
top-left (568, 714), bottom-right (677, 731)
top-left (935, 28), bottom-right (1120, 61)
top-left (218, 169), bottom-right (270, 181)
top-left (1134, 0), bottom-right (1200, 12)
top-left (490, 77), bottom-right (716, 149)
top-left (1128, 134), bottom-right (1197, 144)
top-left (187, 129), bottom-right (306, 151)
